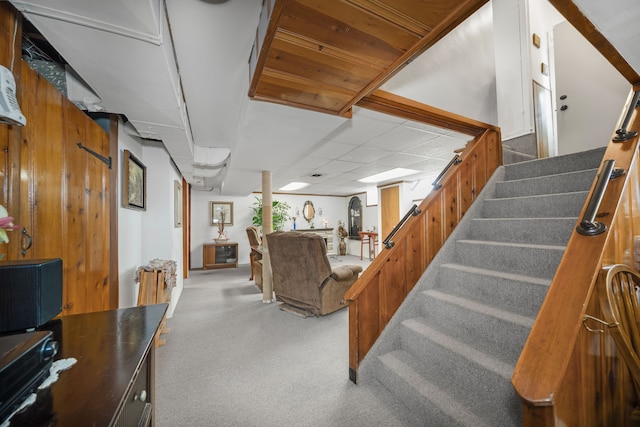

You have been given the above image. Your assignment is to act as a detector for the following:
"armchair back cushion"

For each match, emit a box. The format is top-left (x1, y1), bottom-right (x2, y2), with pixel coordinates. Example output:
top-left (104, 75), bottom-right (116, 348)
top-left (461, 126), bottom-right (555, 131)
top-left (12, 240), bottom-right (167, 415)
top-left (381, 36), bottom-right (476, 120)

top-left (246, 226), bottom-right (262, 247)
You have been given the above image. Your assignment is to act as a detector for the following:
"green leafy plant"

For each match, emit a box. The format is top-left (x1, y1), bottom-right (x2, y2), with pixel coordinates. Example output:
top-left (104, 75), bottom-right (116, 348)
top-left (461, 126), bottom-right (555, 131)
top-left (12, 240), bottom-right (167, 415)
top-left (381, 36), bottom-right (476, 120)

top-left (251, 197), bottom-right (291, 231)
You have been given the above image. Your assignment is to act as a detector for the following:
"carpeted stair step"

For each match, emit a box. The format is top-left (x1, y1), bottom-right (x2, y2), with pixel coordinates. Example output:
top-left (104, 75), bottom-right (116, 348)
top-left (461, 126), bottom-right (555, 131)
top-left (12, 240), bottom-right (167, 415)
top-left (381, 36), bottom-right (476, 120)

top-left (503, 136), bottom-right (538, 157)
top-left (503, 148), bottom-right (536, 165)
top-left (373, 350), bottom-right (483, 426)
top-left (504, 147), bottom-right (605, 181)
top-left (496, 168), bottom-right (597, 198)
top-left (418, 290), bottom-right (533, 364)
top-left (455, 239), bottom-right (565, 279)
top-left (375, 349), bottom-right (520, 427)
top-left (398, 318), bottom-right (522, 425)
top-left (482, 191), bottom-right (589, 218)
top-left (468, 217), bottom-right (578, 245)
top-left (437, 263), bottom-right (550, 318)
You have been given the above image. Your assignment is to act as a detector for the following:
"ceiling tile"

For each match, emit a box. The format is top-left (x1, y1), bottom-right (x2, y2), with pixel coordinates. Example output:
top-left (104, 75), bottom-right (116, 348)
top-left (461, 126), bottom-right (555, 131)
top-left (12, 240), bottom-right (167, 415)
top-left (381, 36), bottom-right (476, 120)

top-left (365, 125), bottom-right (440, 151)
top-left (339, 146), bottom-right (394, 163)
top-left (375, 152), bottom-right (427, 168)
top-left (403, 135), bottom-right (467, 159)
top-left (318, 159), bottom-right (365, 173)
top-left (323, 115), bottom-right (397, 145)
top-left (307, 140), bottom-right (360, 160)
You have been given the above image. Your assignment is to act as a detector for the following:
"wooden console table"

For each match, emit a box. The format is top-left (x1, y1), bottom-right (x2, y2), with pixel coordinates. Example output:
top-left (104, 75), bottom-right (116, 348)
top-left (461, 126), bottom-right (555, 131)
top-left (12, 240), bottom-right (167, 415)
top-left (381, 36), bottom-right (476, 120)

top-left (11, 304), bottom-right (167, 427)
top-left (358, 231), bottom-right (379, 260)
top-left (296, 228), bottom-right (335, 255)
top-left (203, 242), bottom-right (238, 270)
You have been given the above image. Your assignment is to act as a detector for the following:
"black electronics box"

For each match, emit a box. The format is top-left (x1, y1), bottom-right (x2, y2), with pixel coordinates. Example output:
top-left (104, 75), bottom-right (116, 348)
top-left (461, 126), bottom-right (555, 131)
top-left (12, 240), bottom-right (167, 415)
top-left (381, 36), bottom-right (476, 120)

top-left (0, 330), bottom-right (58, 423)
top-left (0, 259), bottom-right (63, 334)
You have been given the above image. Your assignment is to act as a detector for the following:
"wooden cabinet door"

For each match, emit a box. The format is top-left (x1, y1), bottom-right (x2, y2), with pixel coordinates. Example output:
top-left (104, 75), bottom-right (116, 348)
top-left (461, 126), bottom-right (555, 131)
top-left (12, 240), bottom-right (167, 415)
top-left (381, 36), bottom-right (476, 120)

top-left (203, 244), bottom-right (215, 269)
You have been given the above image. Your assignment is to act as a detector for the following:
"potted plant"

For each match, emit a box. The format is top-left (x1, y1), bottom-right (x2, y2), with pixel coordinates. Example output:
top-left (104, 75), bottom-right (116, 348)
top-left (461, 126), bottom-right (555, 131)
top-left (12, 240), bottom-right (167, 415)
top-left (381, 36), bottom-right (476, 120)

top-left (250, 197), bottom-right (291, 231)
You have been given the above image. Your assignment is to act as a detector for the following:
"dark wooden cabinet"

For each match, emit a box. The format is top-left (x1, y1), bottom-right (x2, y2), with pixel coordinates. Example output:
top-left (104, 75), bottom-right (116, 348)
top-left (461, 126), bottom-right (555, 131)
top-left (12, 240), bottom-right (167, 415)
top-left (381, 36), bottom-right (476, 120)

top-left (10, 304), bottom-right (167, 427)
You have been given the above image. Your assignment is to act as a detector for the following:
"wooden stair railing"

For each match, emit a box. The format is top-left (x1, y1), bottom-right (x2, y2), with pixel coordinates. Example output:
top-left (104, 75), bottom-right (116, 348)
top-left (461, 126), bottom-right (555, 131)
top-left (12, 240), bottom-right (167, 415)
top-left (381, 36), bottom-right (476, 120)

top-left (344, 122), bottom-right (502, 383)
top-left (513, 90), bottom-right (640, 426)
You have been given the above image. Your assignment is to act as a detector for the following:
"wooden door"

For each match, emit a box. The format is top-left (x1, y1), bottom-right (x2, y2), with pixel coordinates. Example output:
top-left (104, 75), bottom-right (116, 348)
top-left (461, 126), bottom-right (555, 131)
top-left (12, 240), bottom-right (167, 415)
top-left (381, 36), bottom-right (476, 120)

top-left (1, 61), bottom-right (115, 315)
top-left (381, 186), bottom-right (399, 239)
top-left (0, 5), bottom-right (115, 315)
top-left (20, 64), bottom-right (113, 314)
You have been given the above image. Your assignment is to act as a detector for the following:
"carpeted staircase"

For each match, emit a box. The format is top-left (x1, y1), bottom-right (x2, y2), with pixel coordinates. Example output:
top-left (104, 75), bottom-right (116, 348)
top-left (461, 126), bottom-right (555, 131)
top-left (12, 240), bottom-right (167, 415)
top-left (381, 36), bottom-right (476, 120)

top-left (502, 133), bottom-right (538, 165)
top-left (358, 147), bottom-right (606, 426)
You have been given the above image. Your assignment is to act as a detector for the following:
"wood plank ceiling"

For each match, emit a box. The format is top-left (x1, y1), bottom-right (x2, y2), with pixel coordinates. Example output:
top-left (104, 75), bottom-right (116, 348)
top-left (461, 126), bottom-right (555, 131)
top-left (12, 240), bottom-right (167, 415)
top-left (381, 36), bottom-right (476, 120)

top-left (249, 0), bottom-right (489, 117)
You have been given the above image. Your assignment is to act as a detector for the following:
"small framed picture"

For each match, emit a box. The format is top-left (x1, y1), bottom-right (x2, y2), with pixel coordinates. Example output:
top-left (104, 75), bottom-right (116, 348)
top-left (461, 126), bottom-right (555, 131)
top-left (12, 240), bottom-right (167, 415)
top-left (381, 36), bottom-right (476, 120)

top-left (210, 202), bottom-right (233, 226)
top-left (123, 150), bottom-right (146, 211)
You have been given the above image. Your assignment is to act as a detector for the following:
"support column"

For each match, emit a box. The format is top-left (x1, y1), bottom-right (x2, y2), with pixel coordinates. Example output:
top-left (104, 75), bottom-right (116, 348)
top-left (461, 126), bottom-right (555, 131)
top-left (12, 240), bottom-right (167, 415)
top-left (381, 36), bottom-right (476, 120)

top-left (261, 171), bottom-right (274, 303)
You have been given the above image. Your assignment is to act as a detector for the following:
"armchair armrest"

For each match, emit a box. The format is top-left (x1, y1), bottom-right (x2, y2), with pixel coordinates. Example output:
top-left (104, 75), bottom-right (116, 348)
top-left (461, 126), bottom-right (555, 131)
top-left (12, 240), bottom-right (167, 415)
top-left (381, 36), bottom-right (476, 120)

top-left (330, 265), bottom-right (363, 281)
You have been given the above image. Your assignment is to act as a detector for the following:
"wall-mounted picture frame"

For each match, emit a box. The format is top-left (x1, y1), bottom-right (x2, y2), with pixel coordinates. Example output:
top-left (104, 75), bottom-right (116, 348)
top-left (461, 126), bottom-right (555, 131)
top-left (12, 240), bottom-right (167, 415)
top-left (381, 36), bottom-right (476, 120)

top-left (123, 150), bottom-right (146, 211)
top-left (174, 180), bottom-right (182, 227)
top-left (210, 202), bottom-right (233, 226)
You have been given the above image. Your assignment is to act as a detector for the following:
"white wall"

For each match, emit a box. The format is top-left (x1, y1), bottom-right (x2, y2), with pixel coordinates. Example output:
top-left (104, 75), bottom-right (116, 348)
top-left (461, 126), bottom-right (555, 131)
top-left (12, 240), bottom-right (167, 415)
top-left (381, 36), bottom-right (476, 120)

top-left (118, 125), bottom-right (145, 310)
top-left (382, 2), bottom-right (497, 126)
top-left (190, 192), bottom-right (255, 270)
top-left (190, 191), bottom-right (380, 268)
top-left (141, 142), bottom-right (184, 317)
top-left (117, 121), bottom-right (184, 318)
top-left (493, 0), bottom-right (534, 140)
top-left (528, 0), bottom-right (565, 90)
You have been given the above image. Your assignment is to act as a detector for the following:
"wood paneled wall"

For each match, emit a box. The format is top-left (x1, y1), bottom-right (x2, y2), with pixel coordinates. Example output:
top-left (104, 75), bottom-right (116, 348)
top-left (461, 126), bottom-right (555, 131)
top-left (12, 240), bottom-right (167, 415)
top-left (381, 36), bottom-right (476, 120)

top-left (513, 98), bottom-right (640, 425)
top-left (345, 127), bottom-right (501, 379)
top-left (0, 4), bottom-right (116, 315)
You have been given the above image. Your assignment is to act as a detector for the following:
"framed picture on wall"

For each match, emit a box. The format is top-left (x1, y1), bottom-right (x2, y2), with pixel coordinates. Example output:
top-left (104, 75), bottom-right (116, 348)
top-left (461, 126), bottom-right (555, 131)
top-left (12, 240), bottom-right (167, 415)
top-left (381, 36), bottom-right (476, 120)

top-left (210, 202), bottom-right (233, 226)
top-left (123, 150), bottom-right (146, 211)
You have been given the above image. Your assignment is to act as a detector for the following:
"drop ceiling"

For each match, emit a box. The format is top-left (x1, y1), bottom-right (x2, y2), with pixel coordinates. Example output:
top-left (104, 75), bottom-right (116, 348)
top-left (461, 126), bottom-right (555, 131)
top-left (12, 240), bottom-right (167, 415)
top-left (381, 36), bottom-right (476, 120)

top-left (8, 0), bottom-right (640, 196)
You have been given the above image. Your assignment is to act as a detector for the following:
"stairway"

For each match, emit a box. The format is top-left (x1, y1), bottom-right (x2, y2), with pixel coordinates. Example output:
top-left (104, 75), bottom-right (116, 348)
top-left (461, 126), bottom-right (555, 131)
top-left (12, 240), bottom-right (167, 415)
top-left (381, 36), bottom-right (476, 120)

top-left (502, 134), bottom-right (538, 165)
top-left (358, 147), bottom-right (606, 426)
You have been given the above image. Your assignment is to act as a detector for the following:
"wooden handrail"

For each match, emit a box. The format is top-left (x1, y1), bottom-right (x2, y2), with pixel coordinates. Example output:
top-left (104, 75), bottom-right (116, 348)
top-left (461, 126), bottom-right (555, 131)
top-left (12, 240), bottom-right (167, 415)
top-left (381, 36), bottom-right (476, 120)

top-left (345, 126), bottom-right (502, 382)
top-left (513, 90), bottom-right (640, 425)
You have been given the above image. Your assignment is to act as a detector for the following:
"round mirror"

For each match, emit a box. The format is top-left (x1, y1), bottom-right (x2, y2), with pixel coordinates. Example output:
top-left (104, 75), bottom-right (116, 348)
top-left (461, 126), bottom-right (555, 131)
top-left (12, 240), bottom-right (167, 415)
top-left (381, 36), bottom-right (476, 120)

top-left (302, 200), bottom-right (315, 221)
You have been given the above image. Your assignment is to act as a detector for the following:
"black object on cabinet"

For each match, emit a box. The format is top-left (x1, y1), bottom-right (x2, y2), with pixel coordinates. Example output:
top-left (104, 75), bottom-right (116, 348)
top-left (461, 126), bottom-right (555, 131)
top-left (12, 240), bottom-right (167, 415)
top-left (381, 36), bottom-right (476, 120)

top-left (0, 259), bottom-right (63, 334)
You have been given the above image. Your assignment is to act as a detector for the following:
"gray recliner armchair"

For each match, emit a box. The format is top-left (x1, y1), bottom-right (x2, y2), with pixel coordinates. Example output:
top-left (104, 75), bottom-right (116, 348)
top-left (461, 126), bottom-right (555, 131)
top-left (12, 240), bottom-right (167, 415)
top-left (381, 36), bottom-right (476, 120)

top-left (266, 231), bottom-right (363, 316)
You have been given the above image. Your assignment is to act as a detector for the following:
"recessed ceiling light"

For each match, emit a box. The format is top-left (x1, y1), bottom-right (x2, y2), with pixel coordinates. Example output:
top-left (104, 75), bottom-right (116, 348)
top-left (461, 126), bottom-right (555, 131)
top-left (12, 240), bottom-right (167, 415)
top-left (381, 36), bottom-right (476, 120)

top-left (358, 168), bottom-right (420, 183)
top-left (279, 182), bottom-right (310, 191)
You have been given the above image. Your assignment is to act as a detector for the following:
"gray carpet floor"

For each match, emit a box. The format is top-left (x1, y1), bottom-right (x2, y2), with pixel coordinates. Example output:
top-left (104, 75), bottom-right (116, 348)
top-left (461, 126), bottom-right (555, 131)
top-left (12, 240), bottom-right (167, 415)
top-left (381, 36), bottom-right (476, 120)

top-left (155, 256), bottom-right (422, 427)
